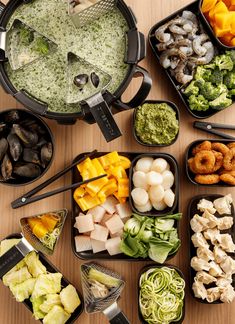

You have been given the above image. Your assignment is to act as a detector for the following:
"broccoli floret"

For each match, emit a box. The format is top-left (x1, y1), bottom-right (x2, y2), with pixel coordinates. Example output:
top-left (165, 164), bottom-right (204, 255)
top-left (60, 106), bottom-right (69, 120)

top-left (217, 84), bottom-right (228, 95)
top-left (33, 37), bottom-right (49, 55)
top-left (224, 71), bottom-right (235, 89)
top-left (228, 89), bottom-right (235, 97)
top-left (194, 66), bottom-right (211, 81)
top-left (209, 68), bottom-right (226, 85)
top-left (214, 54), bottom-right (234, 71)
top-left (183, 81), bottom-right (199, 97)
top-left (226, 50), bottom-right (235, 63)
top-left (204, 63), bottom-right (216, 70)
top-left (209, 92), bottom-right (232, 110)
top-left (194, 78), bottom-right (205, 89)
top-left (19, 26), bottom-right (34, 46)
top-left (188, 94), bottom-right (209, 111)
top-left (200, 82), bottom-right (222, 100)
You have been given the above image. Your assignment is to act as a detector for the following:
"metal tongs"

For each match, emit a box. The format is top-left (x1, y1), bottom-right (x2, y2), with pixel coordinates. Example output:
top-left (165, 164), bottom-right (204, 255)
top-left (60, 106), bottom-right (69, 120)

top-left (194, 121), bottom-right (235, 140)
top-left (11, 150), bottom-right (106, 209)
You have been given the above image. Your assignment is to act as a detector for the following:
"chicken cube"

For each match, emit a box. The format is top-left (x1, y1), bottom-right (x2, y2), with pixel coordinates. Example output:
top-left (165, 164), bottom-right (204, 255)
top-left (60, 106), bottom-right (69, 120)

top-left (75, 214), bottom-right (94, 233)
top-left (115, 202), bottom-right (132, 219)
top-left (105, 214), bottom-right (124, 234)
top-left (105, 237), bottom-right (122, 256)
top-left (88, 206), bottom-right (106, 223)
top-left (90, 224), bottom-right (109, 242)
top-left (75, 236), bottom-right (92, 252)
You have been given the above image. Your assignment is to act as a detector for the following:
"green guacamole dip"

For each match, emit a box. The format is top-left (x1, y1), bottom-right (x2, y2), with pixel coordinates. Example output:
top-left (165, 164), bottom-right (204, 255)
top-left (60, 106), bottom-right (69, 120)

top-left (134, 102), bottom-right (179, 145)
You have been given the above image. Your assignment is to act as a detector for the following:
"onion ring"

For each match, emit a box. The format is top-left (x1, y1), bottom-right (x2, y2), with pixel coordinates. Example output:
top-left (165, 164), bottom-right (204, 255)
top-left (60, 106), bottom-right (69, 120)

top-left (192, 141), bottom-right (212, 155)
top-left (227, 143), bottom-right (235, 149)
top-left (195, 174), bottom-right (220, 184)
top-left (188, 158), bottom-right (197, 174)
top-left (211, 150), bottom-right (223, 172)
top-left (220, 171), bottom-right (235, 185)
top-left (211, 142), bottom-right (229, 156)
top-left (223, 147), bottom-right (235, 171)
top-left (193, 150), bottom-right (215, 174)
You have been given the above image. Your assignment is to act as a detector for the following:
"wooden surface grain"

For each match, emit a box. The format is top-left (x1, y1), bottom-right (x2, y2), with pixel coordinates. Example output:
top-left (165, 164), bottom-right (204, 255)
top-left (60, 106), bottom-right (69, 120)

top-left (0, 0), bottom-right (235, 323)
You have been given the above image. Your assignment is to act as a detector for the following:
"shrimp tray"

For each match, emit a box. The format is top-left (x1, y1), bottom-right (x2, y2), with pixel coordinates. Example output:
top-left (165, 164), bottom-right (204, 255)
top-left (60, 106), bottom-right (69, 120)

top-left (148, 0), bottom-right (228, 120)
top-left (70, 151), bottom-right (180, 261)
top-left (188, 194), bottom-right (235, 304)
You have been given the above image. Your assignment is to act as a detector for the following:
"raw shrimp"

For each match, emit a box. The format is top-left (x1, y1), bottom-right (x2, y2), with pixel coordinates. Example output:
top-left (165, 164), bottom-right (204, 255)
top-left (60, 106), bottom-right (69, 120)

top-left (211, 143), bottom-right (229, 156)
top-left (156, 38), bottom-right (174, 51)
top-left (189, 41), bottom-right (215, 65)
top-left (192, 34), bottom-right (209, 56)
top-left (182, 10), bottom-right (198, 26)
top-left (168, 17), bottom-right (189, 35)
top-left (159, 48), bottom-right (186, 69)
top-left (192, 141), bottom-right (212, 155)
top-left (155, 21), bottom-right (174, 43)
top-left (173, 34), bottom-right (184, 42)
top-left (170, 57), bottom-right (180, 69)
top-left (195, 174), bottom-right (220, 184)
top-left (179, 46), bottom-right (193, 56)
top-left (174, 61), bottom-right (193, 84)
top-left (169, 38), bottom-right (192, 48)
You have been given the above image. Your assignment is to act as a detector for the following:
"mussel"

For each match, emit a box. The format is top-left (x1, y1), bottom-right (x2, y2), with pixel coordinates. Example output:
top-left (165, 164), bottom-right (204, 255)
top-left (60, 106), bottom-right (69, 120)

top-left (0, 138), bottom-right (8, 161)
top-left (14, 163), bottom-right (41, 178)
top-left (13, 124), bottom-right (38, 146)
top-left (1, 154), bottom-right (13, 180)
top-left (7, 133), bottom-right (22, 162)
top-left (0, 122), bottom-right (7, 133)
top-left (20, 119), bottom-right (46, 135)
top-left (41, 143), bottom-right (53, 168)
top-left (4, 110), bottom-right (20, 123)
top-left (91, 72), bottom-right (100, 88)
top-left (73, 74), bottom-right (89, 88)
top-left (23, 148), bottom-right (41, 165)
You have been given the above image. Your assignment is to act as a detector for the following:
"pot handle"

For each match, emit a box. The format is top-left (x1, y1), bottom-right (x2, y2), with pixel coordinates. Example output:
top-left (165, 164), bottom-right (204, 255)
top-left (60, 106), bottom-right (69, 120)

top-left (115, 65), bottom-right (152, 111)
top-left (86, 92), bottom-right (122, 142)
top-left (14, 90), bottom-right (48, 115)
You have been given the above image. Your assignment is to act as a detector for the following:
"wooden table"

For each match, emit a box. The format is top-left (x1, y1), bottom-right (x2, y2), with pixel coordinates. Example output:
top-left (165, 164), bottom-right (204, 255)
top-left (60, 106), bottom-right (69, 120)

top-left (0, 0), bottom-right (235, 323)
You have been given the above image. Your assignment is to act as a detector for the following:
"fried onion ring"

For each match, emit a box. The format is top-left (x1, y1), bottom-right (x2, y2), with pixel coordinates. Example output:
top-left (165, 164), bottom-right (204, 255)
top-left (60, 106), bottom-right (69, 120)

top-left (227, 142), bottom-right (235, 149)
top-left (192, 141), bottom-right (212, 155)
top-left (188, 158), bottom-right (197, 174)
top-left (211, 142), bottom-right (229, 156)
top-left (223, 148), bottom-right (235, 171)
top-left (193, 150), bottom-right (216, 174)
top-left (211, 150), bottom-right (223, 172)
top-left (195, 174), bottom-right (220, 184)
top-left (220, 171), bottom-right (235, 185)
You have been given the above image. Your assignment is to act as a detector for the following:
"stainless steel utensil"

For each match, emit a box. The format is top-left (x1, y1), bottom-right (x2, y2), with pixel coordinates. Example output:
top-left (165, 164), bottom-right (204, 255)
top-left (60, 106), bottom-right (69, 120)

top-left (81, 262), bottom-right (130, 323)
top-left (68, 0), bottom-right (116, 28)
top-left (0, 209), bottom-right (68, 278)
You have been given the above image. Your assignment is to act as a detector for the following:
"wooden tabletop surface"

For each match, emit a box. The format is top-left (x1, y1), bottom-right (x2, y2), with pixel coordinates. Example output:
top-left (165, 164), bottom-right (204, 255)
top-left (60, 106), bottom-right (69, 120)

top-left (0, 0), bottom-right (235, 323)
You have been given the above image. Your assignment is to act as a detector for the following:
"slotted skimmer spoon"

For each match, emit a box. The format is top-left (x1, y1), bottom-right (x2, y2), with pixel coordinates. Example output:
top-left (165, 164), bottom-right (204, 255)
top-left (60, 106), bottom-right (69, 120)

top-left (2, 19), bottom-right (57, 70)
top-left (0, 209), bottom-right (68, 278)
top-left (81, 262), bottom-right (130, 324)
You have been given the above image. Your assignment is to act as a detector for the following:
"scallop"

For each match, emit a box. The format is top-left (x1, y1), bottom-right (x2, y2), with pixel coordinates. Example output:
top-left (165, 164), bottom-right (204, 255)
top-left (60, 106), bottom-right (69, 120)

top-left (164, 189), bottom-right (175, 207)
top-left (131, 188), bottom-right (149, 206)
top-left (151, 158), bottom-right (169, 173)
top-left (162, 170), bottom-right (175, 190)
top-left (133, 171), bottom-right (148, 190)
top-left (146, 171), bottom-right (163, 186)
top-left (135, 157), bottom-right (154, 173)
top-left (135, 200), bottom-right (152, 213)
top-left (149, 185), bottom-right (165, 203)
top-left (152, 200), bottom-right (168, 211)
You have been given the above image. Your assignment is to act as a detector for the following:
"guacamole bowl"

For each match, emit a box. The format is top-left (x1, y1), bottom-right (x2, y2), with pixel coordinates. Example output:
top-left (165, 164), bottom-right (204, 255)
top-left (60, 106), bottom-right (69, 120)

top-left (132, 100), bottom-right (180, 147)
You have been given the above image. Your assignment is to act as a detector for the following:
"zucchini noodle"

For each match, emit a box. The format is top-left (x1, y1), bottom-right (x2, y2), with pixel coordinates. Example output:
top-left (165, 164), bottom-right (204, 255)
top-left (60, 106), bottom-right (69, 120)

top-left (139, 267), bottom-right (185, 324)
top-left (40, 223), bottom-right (62, 250)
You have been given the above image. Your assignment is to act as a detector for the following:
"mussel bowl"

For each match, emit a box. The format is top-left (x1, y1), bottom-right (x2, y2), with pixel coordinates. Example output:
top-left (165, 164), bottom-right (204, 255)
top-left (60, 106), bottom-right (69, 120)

top-left (0, 108), bottom-right (54, 186)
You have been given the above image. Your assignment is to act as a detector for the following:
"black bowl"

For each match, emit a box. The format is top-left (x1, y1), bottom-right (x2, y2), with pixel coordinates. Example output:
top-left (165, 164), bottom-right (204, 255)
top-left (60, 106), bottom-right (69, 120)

top-left (188, 194), bottom-right (235, 304)
top-left (185, 139), bottom-right (235, 187)
top-left (0, 108), bottom-right (54, 186)
top-left (138, 264), bottom-right (185, 324)
top-left (129, 153), bottom-right (179, 217)
top-left (0, 233), bottom-right (84, 323)
top-left (199, 0), bottom-right (235, 51)
top-left (132, 100), bottom-right (180, 147)
top-left (148, 0), bottom-right (231, 120)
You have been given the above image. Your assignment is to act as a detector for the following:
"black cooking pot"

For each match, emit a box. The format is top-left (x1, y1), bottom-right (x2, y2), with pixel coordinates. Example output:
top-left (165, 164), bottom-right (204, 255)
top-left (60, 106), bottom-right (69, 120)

top-left (0, 0), bottom-right (152, 142)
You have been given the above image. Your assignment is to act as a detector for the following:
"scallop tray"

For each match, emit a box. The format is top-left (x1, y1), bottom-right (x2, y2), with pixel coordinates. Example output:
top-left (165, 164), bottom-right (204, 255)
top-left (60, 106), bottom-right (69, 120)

top-left (148, 0), bottom-right (233, 120)
top-left (188, 194), bottom-right (235, 304)
top-left (71, 151), bottom-right (180, 261)
top-left (0, 233), bottom-right (84, 323)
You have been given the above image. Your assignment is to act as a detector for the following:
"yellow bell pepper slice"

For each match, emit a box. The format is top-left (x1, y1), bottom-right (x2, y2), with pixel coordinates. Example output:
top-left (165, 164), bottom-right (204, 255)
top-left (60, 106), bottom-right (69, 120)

top-left (76, 194), bottom-right (101, 212)
top-left (114, 156), bottom-right (131, 170)
top-left (27, 217), bottom-right (41, 231)
top-left (98, 179), bottom-right (118, 202)
top-left (113, 191), bottom-right (127, 204)
top-left (92, 158), bottom-right (105, 175)
top-left (73, 187), bottom-right (86, 200)
top-left (77, 158), bottom-right (92, 173)
top-left (117, 178), bottom-right (129, 198)
top-left (32, 222), bottom-right (48, 239)
top-left (40, 214), bottom-right (59, 232)
top-left (98, 151), bottom-right (120, 169)
top-left (86, 177), bottom-right (109, 197)
top-left (110, 165), bottom-right (127, 180)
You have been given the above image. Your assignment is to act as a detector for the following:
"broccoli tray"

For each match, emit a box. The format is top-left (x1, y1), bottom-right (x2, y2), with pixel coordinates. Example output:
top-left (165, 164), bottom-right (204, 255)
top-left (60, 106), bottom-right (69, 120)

top-left (149, 0), bottom-right (235, 119)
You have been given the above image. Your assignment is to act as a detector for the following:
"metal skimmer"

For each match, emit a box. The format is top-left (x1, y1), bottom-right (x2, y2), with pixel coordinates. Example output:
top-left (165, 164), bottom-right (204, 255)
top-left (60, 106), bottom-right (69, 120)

top-left (81, 262), bottom-right (130, 323)
top-left (68, 0), bottom-right (117, 28)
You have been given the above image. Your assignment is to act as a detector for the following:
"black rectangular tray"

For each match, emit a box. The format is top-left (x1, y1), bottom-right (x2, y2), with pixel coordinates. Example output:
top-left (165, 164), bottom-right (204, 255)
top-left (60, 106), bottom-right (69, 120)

top-left (0, 233), bottom-right (84, 323)
top-left (148, 0), bottom-right (231, 120)
top-left (185, 139), bottom-right (235, 187)
top-left (71, 151), bottom-right (180, 261)
top-left (188, 194), bottom-right (235, 304)
top-left (138, 264), bottom-right (185, 324)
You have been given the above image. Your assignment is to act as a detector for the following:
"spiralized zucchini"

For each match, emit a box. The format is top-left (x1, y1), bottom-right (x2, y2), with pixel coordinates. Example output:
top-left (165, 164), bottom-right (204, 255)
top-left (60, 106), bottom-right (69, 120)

top-left (139, 267), bottom-right (185, 324)
top-left (40, 225), bottom-right (62, 250)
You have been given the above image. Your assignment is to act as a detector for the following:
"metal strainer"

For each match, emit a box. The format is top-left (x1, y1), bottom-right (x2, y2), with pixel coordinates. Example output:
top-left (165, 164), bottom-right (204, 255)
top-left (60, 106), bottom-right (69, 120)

top-left (81, 262), bottom-right (130, 323)
top-left (0, 209), bottom-right (68, 278)
top-left (68, 0), bottom-right (116, 28)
